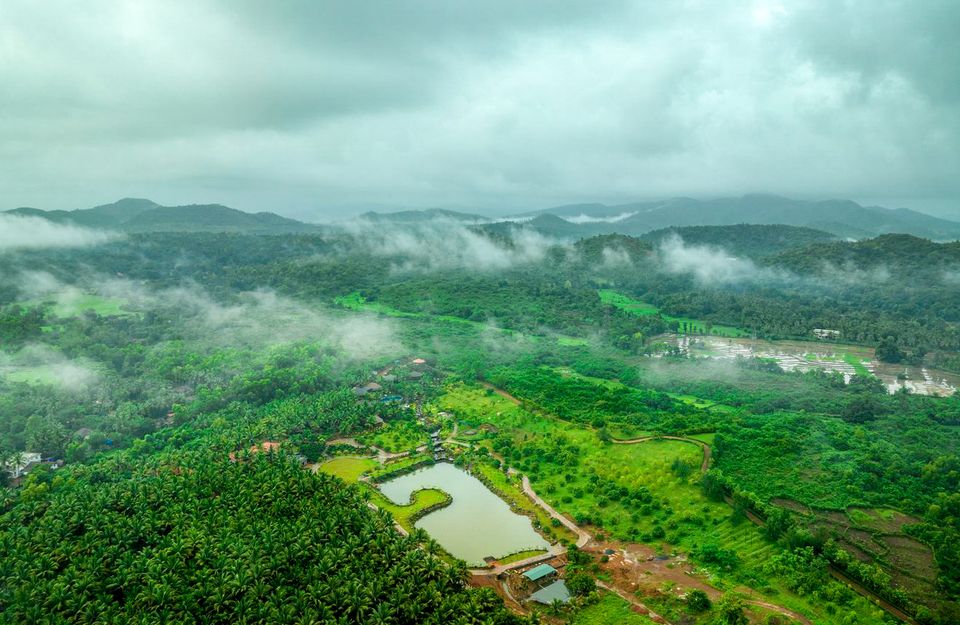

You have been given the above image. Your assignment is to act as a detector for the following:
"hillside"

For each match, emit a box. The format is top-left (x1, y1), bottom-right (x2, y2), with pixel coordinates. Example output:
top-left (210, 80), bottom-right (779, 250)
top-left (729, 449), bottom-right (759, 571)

top-left (3, 198), bottom-right (318, 234)
top-left (122, 204), bottom-right (316, 234)
top-left (641, 224), bottom-right (837, 257)
top-left (526, 195), bottom-right (960, 240)
top-left (356, 208), bottom-right (489, 224)
top-left (767, 233), bottom-right (960, 276)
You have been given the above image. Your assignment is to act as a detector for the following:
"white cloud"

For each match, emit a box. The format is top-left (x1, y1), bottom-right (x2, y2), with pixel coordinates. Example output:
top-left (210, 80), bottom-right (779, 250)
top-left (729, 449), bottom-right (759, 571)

top-left (565, 212), bottom-right (637, 224)
top-left (0, 344), bottom-right (100, 391)
top-left (340, 220), bottom-right (562, 272)
top-left (0, 214), bottom-right (119, 251)
top-left (658, 235), bottom-right (774, 284)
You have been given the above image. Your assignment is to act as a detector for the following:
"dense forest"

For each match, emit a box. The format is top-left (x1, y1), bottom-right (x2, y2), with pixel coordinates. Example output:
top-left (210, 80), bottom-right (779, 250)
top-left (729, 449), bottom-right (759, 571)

top-left (1, 224), bottom-right (959, 623)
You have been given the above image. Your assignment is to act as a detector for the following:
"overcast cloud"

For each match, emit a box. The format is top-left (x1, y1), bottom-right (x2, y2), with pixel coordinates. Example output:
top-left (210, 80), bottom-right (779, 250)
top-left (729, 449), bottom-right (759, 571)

top-left (1, 1), bottom-right (958, 219)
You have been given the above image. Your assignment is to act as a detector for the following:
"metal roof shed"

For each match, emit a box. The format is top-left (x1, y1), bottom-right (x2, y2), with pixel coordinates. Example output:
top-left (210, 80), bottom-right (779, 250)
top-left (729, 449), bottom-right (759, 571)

top-left (522, 563), bottom-right (557, 582)
top-left (529, 580), bottom-right (571, 605)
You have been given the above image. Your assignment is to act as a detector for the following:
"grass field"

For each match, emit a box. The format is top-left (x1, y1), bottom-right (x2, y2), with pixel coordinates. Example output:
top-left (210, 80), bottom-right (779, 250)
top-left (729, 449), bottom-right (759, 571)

top-left (599, 289), bottom-right (749, 338)
top-left (336, 292), bottom-right (478, 327)
top-left (496, 549), bottom-right (549, 565)
top-left (317, 456), bottom-right (378, 482)
top-left (1, 365), bottom-right (63, 385)
top-left (369, 454), bottom-right (432, 481)
top-left (357, 419), bottom-right (428, 453)
top-left (842, 352), bottom-right (872, 376)
top-left (367, 487), bottom-right (451, 532)
top-left (29, 293), bottom-right (133, 318)
top-left (569, 593), bottom-right (656, 624)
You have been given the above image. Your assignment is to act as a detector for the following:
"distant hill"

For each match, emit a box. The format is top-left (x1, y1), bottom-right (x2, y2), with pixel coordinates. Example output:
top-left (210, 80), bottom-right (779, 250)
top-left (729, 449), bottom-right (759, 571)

top-left (525, 195), bottom-right (960, 240)
top-left (356, 208), bottom-right (488, 224)
top-left (641, 224), bottom-right (837, 257)
top-left (3, 198), bottom-right (319, 234)
top-left (476, 214), bottom-right (611, 240)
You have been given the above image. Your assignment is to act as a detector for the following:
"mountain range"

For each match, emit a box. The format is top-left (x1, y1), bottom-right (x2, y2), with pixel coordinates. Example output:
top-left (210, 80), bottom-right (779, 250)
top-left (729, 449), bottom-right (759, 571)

top-left (508, 194), bottom-right (960, 240)
top-left (7, 194), bottom-right (960, 240)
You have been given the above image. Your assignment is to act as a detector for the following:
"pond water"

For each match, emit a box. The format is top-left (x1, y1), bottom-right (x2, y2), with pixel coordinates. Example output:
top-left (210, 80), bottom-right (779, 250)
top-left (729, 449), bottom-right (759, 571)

top-left (664, 335), bottom-right (959, 396)
top-left (377, 462), bottom-right (550, 565)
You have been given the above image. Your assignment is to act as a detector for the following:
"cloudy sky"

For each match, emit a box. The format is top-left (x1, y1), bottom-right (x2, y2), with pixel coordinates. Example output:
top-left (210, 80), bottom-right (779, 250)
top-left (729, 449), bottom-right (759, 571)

top-left (1, 1), bottom-right (958, 219)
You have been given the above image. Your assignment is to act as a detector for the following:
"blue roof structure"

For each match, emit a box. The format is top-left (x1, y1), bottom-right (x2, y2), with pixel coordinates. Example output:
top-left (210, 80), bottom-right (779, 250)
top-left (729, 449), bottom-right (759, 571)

top-left (529, 580), bottom-right (571, 605)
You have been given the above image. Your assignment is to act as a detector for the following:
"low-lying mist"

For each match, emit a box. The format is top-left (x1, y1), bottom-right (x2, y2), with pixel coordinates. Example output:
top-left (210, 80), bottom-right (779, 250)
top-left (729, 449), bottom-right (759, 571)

top-left (0, 214), bottom-right (121, 251)
top-left (337, 219), bottom-right (565, 272)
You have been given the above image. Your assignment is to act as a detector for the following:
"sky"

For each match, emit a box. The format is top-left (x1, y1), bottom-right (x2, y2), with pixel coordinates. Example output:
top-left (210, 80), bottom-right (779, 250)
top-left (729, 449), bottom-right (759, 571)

top-left (1, 0), bottom-right (958, 220)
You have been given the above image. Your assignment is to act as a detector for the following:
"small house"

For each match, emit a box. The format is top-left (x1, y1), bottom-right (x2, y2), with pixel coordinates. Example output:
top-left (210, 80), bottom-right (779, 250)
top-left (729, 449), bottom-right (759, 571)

top-left (229, 441), bottom-right (282, 462)
top-left (352, 382), bottom-right (383, 397)
top-left (73, 427), bottom-right (94, 440)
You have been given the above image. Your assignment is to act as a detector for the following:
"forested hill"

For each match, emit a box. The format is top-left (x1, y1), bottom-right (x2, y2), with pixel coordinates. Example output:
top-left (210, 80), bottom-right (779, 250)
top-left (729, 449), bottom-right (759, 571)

top-left (355, 208), bottom-right (489, 223)
top-left (766, 234), bottom-right (960, 277)
top-left (640, 224), bottom-right (837, 257)
top-left (4, 198), bottom-right (319, 234)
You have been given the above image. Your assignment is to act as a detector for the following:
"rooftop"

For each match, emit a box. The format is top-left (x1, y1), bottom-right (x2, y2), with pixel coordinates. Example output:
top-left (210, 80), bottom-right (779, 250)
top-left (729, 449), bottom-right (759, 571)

top-left (522, 563), bottom-right (557, 582)
top-left (529, 580), bottom-right (571, 605)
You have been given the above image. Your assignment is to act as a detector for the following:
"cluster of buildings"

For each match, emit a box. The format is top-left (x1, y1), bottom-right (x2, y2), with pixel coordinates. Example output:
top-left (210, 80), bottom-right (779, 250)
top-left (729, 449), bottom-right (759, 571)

top-left (429, 429), bottom-right (448, 461)
top-left (521, 563), bottom-right (572, 606)
top-left (4, 452), bottom-right (64, 487)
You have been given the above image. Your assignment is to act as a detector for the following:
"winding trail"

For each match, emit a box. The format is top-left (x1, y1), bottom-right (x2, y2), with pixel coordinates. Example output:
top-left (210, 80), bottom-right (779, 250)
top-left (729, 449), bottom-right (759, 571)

top-left (743, 599), bottom-right (813, 625)
top-left (596, 581), bottom-right (671, 624)
top-left (521, 475), bottom-right (591, 548)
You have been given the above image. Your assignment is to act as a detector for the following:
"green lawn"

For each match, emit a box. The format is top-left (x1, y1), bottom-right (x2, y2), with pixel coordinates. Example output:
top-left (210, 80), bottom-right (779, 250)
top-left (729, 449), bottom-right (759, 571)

top-left (569, 593), bottom-right (655, 624)
top-left (598, 289), bottom-right (749, 337)
top-left (334, 292), bottom-right (418, 318)
top-left (336, 291), bottom-right (479, 326)
top-left (369, 454), bottom-right (432, 481)
top-left (357, 419), bottom-right (428, 453)
top-left (1, 365), bottom-right (62, 385)
top-left (317, 456), bottom-right (378, 482)
top-left (365, 487), bottom-right (451, 533)
top-left (842, 352), bottom-right (872, 377)
top-left (28, 293), bottom-right (134, 318)
top-left (496, 549), bottom-right (549, 565)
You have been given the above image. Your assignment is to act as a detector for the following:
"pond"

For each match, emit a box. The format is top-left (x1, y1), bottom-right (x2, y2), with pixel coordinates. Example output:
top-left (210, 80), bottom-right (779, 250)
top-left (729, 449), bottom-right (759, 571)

top-left (378, 462), bottom-right (550, 565)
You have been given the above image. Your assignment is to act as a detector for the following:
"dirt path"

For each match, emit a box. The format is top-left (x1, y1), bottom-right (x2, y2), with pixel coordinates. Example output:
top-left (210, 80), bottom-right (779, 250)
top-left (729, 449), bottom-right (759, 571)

top-left (596, 581), bottom-right (671, 624)
top-left (521, 475), bottom-right (591, 548)
top-left (473, 545), bottom-right (566, 577)
top-left (480, 381), bottom-right (525, 405)
top-left (743, 599), bottom-right (812, 625)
